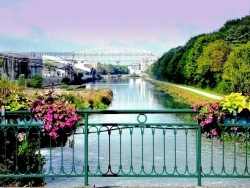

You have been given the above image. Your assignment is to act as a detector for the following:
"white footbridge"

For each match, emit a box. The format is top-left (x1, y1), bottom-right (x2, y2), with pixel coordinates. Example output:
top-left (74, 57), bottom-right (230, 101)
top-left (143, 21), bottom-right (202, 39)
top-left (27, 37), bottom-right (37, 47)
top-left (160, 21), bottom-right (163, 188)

top-left (26, 47), bottom-right (162, 62)
top-left (20, 47), bottom-right (162, 77)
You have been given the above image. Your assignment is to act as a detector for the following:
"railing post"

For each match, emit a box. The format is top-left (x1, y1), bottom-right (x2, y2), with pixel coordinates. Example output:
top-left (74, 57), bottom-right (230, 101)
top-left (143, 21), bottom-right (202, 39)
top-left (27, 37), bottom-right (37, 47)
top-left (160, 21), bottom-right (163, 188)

top-left (84, 113), bottom-right (89, 186)
top-left (1, 107), bottom-right (5, 124)
top-left (197, 123), bottom-right (202, 186)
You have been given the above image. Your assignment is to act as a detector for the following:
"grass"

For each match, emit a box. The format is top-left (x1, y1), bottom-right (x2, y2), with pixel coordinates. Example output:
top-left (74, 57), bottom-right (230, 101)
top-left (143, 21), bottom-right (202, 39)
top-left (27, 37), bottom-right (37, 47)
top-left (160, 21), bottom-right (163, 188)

top-left (148, 79), bottom-right (219, 106)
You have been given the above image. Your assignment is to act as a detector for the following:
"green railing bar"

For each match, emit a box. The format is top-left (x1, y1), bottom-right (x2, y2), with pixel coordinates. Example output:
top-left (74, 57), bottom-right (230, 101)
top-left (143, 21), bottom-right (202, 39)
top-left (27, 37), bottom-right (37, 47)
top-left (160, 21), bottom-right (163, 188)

top-left (84, 113), bottom-right (89, 186)
top-left (77, 109), bottom-right (196, 114)
top-left (197, 123), bottom-right (202, 186)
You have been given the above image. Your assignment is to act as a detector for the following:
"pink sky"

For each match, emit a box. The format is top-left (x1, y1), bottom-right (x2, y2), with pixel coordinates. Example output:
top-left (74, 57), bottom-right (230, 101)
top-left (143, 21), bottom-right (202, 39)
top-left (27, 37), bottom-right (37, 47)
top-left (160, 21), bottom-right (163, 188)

top-left (0, 0), bottom-right (249, 53)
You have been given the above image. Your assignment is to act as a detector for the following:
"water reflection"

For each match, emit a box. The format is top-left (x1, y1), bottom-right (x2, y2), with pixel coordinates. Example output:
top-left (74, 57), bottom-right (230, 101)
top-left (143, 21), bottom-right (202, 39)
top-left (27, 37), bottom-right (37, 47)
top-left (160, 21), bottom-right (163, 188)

top-left (45, 78), bottom-right (250, 187)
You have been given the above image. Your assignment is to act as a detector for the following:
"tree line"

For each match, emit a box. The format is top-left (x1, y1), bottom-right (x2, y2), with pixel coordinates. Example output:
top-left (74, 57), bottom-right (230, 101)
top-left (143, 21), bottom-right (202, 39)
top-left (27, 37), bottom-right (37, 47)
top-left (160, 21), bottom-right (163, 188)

top-left (148, 15), bottom-right (250, 95)
top-left (96, 64), bottom-right (129, 75)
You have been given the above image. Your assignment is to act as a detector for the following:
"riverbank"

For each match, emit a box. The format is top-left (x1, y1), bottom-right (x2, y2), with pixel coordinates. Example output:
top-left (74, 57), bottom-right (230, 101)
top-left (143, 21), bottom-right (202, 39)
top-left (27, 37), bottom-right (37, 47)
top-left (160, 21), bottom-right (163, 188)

top-left (146, 78), bottom-right (223, 105)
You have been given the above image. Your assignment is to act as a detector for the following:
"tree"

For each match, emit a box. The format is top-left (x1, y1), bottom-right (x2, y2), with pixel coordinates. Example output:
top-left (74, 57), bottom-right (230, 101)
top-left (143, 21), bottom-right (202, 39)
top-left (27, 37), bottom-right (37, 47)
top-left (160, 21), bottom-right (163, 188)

top-left (43, 61), bottom-right (57, 71)
top-left (196, 40), bottom-right (230, 88)
top-left (183, 33), bottom-right (218, 85)
top-left (222, 42), bottom-right (250, 94)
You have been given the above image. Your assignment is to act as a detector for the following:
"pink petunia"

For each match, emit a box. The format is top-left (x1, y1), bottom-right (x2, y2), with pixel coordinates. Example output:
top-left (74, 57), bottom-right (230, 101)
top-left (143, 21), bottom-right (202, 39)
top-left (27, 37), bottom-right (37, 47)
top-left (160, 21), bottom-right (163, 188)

top-left (54, 114), bottom-right (59, 119)
top-left (200, 121), bottom-right (205, 127)
top-left (212, 129), bottom-right (217, 136)
top-left (233, 127), bottom-right (238, 131)
top-left (49, 131), bottom-right (58, 139)
top-left (205, 117), bottom-right (213, 124)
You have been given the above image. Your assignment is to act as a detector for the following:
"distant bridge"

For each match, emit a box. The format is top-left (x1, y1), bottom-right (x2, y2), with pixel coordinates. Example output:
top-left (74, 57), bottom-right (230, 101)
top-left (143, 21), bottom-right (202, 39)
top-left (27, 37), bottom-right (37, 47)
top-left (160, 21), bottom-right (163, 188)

top-left (21, 47), bottom-right (162, 62)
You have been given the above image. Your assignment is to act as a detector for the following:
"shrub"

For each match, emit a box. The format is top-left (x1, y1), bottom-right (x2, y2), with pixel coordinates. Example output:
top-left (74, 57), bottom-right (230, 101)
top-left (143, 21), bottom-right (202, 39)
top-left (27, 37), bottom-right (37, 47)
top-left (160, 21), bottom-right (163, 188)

top-left (29, 90), bottom-right (80, 139)
top-left (61, 92), bottom-right (89, 109)
top-left (27, 75), bottom-right (43, 88)
top-left (60, 83), bottom-right (68, 89)
top-left (17, 76), bottom-right (26, 87)
top-left (0, 78), bottom-right (30, 111)
top-left (67, 86), bottom-right (75, 91)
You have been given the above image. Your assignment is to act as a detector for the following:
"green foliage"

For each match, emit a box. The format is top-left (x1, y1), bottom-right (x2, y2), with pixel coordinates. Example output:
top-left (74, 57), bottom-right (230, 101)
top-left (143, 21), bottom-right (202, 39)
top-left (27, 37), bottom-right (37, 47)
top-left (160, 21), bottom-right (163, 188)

top-left (60, 83), bottom-right (68, 89)
top-left (222, 42), bottom-right (250, 94)
top-left (43, 61), bottom-right (57, 71)
top-left (60, 88), bottom-right (113, 110)
top-left (0, 59), bottom-right (4, 67)
top-left (17, 76), bottom-right (26, 87)
top-left (96, 64), bottom-right (129, 75)
top-left (0, 77), bottom-right (30, 111)
top-left (220, 93), bottom-right (250, 113)
top-left (130, 72), bottom-right (139, 77)
top-left (221, 16), bottom-right (250, 45)
top-left (67, 86), bottom-right (75, 91)
top-left (184, 33), bottom-right (218, 84)
top-left (149, 14), bottom-right (250, 94)
top-left (0, 131), bottom-right (45, 187)
top-left (196, 40), bottom-right (230, 88)
top-left (27, 75), bottom-right (43, 88)
top-left (61, 92), bottom-right (89, 109)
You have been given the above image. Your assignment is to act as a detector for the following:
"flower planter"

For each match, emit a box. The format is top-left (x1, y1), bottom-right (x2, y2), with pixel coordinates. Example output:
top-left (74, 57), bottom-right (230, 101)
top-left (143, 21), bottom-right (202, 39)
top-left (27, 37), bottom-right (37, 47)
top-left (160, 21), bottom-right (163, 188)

top-left (223, 109), bottom-right (250, 127)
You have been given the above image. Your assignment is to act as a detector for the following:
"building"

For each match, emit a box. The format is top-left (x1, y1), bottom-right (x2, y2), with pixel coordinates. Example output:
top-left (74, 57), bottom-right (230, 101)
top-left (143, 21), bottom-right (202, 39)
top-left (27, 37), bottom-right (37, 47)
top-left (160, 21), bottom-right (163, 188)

top-left (0, 53), bottom-right (43, 80)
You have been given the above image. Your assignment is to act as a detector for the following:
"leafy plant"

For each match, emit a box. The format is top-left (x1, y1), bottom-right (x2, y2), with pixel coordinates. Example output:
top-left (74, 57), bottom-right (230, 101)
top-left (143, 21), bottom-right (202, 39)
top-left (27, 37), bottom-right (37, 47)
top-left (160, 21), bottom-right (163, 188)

top-left (27, 75), bottom-right (43, 88)
top-left (60, 83), bottom-right (68, 89)
top-left (220, 92), bottom-right (250, 113)
top-left (67, 86), bottom-right (75, 91)
top-left (0, 78), bottom-right (30, 111)
top-left (61, 92), bottom-right (89, 109)
top-left (17, 76), bottom-right (26, 87)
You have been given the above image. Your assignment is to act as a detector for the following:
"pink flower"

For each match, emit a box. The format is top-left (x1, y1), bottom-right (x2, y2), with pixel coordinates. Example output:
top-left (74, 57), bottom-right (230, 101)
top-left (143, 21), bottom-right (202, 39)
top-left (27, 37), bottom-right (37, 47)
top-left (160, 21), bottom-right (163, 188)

top-left (233, 127), bottom-right (238, 131)
top-left (218, 140), bottom-right (222, 144)
top-left (60, 122), bottom-right (66, 128)
top-left (193, 116), bottom-right (198, 121)
top-left (212, 129), bottom-right (217, 136)
top-left (49, 131), bottom-right (58, 138)
top-left (54, 114), bottom-right (59, 119)
top-left (200, 121), bottom-right (205, 127)
top-left (66, 119), bottom-right (72, 126)
top-left (209, 108), bottom-right (213, 113)
top-left (48, 109), bottom-right (54, 114)
top-left (45, 113), bottom-right (53, 122)
top-left (59, 114), bottom-right (64, 119)
top-left (205, 117), bottom-right (213, 124)
top-left (44, 123), bottom-right (52, 131)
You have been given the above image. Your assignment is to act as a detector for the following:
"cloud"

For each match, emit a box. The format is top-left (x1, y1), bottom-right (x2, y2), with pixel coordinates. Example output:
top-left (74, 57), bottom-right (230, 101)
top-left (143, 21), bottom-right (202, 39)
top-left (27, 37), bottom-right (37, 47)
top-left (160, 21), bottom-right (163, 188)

top-left (0, 0), bottom-right (249, 53)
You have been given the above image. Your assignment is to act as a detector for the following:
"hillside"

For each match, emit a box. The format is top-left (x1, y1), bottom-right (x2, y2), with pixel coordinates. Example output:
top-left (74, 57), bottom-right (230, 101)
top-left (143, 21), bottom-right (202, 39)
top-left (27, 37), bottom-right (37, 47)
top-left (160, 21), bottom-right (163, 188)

top-left (148, 15), bottom-right (250, 95)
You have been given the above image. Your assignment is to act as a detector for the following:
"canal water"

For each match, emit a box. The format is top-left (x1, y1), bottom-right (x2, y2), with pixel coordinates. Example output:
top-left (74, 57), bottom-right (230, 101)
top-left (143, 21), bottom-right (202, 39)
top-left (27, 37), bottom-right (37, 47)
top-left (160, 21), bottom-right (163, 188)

top-left (44, 78), bottom-right (250, 187)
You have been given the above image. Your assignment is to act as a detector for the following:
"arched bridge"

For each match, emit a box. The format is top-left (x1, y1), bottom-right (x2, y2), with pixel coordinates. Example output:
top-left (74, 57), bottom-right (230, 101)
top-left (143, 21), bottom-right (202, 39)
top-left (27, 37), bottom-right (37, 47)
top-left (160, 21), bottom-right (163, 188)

top-left (23, 47), bottom-right (162, 62)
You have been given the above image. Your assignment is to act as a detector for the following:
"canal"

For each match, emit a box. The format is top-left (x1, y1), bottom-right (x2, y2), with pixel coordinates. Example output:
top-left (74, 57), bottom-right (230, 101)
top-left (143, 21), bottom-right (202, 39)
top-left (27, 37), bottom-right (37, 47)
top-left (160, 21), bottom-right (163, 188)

top-left (45, 78), bottom-right (250, 187)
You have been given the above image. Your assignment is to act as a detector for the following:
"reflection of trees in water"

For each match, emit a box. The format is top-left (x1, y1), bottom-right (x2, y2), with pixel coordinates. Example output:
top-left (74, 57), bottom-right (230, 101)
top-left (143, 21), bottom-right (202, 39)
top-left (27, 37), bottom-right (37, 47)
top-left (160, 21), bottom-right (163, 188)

top-left (153, 90), bottom-right (194, 123)
top-left (153, 89), bottom-right (189, 109)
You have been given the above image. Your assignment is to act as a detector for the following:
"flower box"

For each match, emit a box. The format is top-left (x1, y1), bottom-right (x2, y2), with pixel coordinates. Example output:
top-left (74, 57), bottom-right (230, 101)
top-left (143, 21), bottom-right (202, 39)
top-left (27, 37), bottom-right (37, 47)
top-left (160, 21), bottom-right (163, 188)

top-left (223, 109), bottom-right (250, 127)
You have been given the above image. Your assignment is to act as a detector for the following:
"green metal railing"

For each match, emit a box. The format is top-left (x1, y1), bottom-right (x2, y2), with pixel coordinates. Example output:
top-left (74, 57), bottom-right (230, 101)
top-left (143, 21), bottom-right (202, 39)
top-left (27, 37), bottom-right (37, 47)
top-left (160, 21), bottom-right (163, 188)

top-left (0, 109), bottom-right (250, 186)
